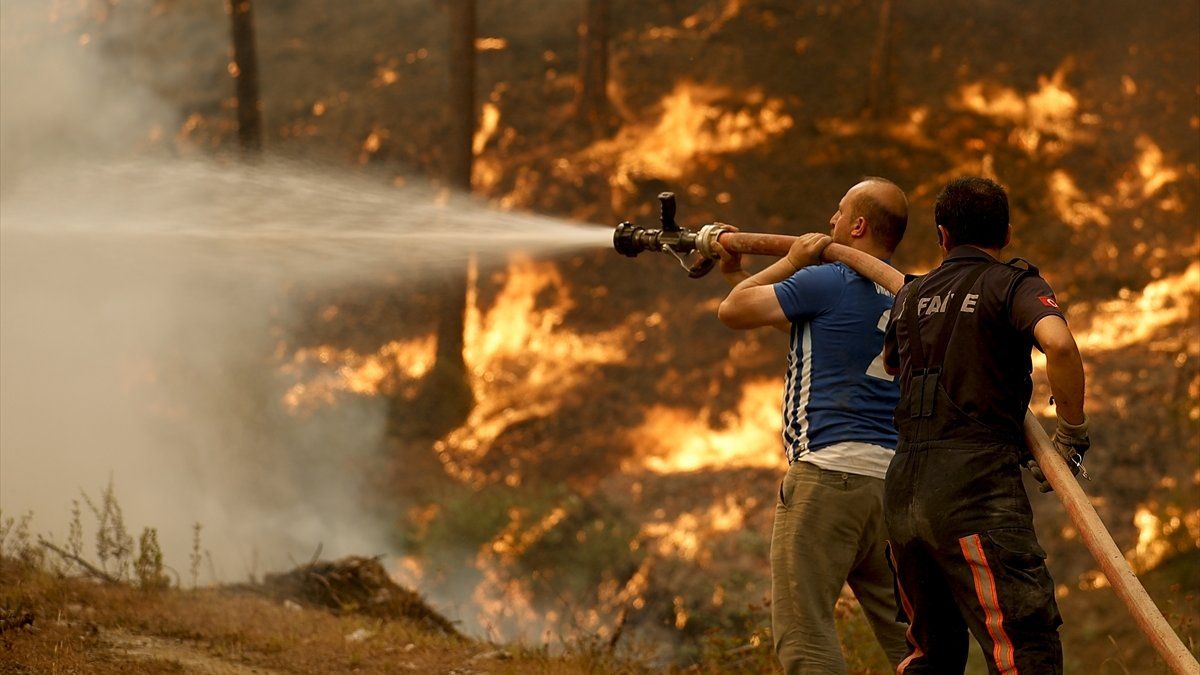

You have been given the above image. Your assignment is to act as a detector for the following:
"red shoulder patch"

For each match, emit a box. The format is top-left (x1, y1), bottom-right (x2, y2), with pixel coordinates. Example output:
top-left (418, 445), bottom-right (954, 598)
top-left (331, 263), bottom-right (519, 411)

top-left (1039, 295), bottom-right (1059, 308)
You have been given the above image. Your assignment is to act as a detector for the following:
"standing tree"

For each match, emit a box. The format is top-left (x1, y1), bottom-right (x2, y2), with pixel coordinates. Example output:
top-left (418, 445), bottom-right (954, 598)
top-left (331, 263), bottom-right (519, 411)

top-left (424, 0), bottom-right (475, 436)
top-left (577, 0), bottom-right (612, 131)
top-left (227, 0), bottom-right (263, 154)
top-left (865, 0), bottom-right (895, 119)
top-left (385, 0), bottom-right (475, 445)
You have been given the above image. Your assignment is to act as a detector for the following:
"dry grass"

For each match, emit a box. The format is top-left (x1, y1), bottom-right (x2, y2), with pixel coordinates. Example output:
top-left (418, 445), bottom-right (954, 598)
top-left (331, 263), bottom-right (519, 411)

top-left (0, 557), bottom-right (646, 674)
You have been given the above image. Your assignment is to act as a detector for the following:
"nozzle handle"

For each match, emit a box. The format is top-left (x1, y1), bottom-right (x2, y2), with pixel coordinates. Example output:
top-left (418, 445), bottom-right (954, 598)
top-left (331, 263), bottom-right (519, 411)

top-left (658, 192), bottom-right (679, 232)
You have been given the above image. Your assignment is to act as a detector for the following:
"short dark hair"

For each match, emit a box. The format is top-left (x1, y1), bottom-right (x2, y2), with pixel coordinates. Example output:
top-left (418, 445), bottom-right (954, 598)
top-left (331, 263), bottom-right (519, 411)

top-left (851, 176), bottom-right (908, 252)
top-left (934, 177), bottom-right (1009, 249)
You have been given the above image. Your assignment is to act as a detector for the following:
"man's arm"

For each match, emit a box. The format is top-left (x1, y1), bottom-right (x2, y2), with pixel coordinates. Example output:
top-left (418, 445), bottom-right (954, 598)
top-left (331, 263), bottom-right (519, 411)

top-left (717, 233), bottom-right (831, 330)
top-left (1034, 315), bottom-right (1085, 424)
top-left (1028, 313), bottom-right (1090, 490)
top-left (711, 229), bottom-right (788, 333)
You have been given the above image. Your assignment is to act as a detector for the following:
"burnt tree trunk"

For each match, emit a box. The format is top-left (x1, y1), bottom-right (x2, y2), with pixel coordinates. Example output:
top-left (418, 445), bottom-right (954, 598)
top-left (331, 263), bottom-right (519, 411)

top-left (865, 0), bottom-right (895, 119)
top-left (427, 0), bottom-right (475, 435)
top-left (227, 0), bottom-right (262, 154)
top-left (385, 0), bottom-right (475, 447)
top-left (447, 0), bottom-right (476, 191)
top-left (578, 0), bottom-right (611, 130)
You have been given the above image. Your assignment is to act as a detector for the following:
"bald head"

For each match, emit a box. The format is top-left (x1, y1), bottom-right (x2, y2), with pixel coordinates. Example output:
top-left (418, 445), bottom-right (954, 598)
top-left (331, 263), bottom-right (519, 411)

top-left (849, 177), bottom-right (908, 253)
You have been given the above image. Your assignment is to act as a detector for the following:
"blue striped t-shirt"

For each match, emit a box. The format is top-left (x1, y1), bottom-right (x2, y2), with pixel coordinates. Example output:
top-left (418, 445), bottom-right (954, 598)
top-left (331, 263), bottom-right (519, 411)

top-left (773, 261), bottom-right (899, 463)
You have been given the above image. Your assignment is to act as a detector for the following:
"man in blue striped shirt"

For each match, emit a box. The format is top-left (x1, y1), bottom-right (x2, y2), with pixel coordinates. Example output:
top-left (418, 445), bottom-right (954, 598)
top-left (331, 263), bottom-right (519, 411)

top-left (716, 178), bottom-right (910, 674)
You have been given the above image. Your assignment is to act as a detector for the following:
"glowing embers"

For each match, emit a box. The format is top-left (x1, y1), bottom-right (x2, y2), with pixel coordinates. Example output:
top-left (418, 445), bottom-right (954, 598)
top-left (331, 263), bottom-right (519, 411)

top-left (585, 82), bottom-right (793, 190)
top-left (1128, 497), bottom-right (1200, 574)
top-left (1048, 170), bottom-right (1112, 229)
top-left (955, 61), bottom-right (1090, 154)
top-left (1117, 134), bottom-right (1183, 208)
top-left (359, 127), bottom-right (387, 164)
top-left (639, 495), bottom-right (747, 562)
top-left (471, 102), bottom-right (504, 191)
top-left (281, 335), bottom-right (436, 413)
top-left (1046, 136), bottom-right (1185, 231)
top-left (628, 379), bottom-right (786, 474)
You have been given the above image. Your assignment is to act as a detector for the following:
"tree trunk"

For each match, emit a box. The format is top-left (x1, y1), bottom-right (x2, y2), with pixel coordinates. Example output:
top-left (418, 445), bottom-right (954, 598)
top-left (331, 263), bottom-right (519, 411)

top-left (227, 0), bottom-right (262, 154)
top-left (865, 0), bottom-right (894, 119)
top-left (578, 0), bottom-right (611, 130)
top-left (385, 0), bottom-right (475, 445)
top-left (447, 0), bottom-right (476, 191)
top-left (431, 0), bottom-right (475, 432)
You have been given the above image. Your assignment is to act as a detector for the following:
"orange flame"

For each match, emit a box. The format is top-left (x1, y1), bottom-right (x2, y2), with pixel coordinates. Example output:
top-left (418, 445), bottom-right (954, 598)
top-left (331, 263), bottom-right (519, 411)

top-left (281, 335), bottom-right (436, 413)
top-left (629, 379), bottom-right (786, 473)
top-left (436, 256), bottom-right (630, 483)
top-left (956, 61), bottom-right (1087, 153)
top-left (584, 82), bottom-right (793, 191)
top-left (1073, 262), bottom-right (1199, 353)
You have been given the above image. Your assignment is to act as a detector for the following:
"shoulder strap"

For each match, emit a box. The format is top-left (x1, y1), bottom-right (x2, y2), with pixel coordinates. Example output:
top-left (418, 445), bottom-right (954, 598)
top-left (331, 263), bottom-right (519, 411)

top-left (902, 276), bottom-right (929, 370)
top-left (1004, 257), bottom-right (1040, 276)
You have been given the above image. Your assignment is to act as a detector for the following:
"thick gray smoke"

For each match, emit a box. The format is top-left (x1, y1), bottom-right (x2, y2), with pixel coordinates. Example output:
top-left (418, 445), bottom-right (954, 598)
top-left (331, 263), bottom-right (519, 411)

top-left (0, 3), bottom-right (607, 581)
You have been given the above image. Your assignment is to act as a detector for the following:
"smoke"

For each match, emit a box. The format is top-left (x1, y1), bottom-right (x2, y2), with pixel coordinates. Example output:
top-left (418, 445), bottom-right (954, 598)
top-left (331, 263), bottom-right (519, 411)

top-left (0, 2), bottom-right (608, 581)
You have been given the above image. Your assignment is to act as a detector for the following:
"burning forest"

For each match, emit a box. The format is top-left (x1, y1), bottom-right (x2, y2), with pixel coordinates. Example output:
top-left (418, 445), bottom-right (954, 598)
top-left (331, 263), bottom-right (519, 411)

top-left (1, 0), bottom-right (1198, 673)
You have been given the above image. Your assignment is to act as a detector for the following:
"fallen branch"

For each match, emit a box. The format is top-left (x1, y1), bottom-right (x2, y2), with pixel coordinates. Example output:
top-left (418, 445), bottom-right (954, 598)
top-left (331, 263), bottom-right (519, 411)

top-left (38, 537), bottom-right (118, 583)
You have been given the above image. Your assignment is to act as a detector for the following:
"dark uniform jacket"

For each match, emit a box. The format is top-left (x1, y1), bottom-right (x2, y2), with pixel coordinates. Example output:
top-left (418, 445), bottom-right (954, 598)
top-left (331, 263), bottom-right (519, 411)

top-left (883, 245), bottom-right (1065, 450)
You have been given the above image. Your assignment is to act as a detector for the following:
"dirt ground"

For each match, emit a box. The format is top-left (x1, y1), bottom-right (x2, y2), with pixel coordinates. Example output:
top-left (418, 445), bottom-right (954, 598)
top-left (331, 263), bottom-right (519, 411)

top-left (0, 558), bottom-right (645, 675)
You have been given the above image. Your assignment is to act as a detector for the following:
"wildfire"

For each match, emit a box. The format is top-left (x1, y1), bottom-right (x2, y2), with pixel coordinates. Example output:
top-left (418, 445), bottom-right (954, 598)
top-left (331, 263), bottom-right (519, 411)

top-left (1072, 262), bottom-right (1199, 354)
top-left (630, 379), bottom-right (786, 473)
top-left (585, 82), bottom-right (793, 192)
top-left (281, 335), bottom-right (436, 412)
top-left (1116, 134), bottom-right (1182, 206)
top-left (956, 61), bottom-right (1089, 153)
top-left (1046, 135), bottom-right (1184, 230)
top-left (488, 506), bottom-right (569, 561)
top-left (1047, 169), bottom-right (1111, 229)
top-left (639, 496), bottom-right (748, 563)
top-left (436, 255), bottom-right (630, 483)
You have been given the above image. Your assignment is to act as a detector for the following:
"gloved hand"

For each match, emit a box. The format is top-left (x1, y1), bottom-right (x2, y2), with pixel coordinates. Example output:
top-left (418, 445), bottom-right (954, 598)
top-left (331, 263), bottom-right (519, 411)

top-left (1026, 416), bottom-right (1090, 493)
top-left (1052, 416), bottom-right (1090, 467)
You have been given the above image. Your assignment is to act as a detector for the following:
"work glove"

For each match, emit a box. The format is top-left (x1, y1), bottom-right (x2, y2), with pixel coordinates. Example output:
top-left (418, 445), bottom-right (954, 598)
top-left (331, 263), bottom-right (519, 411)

top-left (1026, 415), bottom-right (1090, 493)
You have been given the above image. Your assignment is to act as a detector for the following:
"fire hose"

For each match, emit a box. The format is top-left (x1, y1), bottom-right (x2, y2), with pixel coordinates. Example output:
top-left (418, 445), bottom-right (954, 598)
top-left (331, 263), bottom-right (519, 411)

top-left (613, 192), bottom-right (1199, 674)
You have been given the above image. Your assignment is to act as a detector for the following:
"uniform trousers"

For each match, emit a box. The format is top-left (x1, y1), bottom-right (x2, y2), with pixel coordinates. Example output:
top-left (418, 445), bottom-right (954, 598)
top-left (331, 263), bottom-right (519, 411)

top-left (884, 443), bottom-right (1063, 674)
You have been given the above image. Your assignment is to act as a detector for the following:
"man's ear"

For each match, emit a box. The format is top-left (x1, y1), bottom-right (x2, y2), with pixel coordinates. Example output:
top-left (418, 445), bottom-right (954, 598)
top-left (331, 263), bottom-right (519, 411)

top-left (1003, 224), bottom-right (1012, 248)
top-left (852, 217), bottom-right (868, 238)
top-left (936, 225), bottom-right (949, 249)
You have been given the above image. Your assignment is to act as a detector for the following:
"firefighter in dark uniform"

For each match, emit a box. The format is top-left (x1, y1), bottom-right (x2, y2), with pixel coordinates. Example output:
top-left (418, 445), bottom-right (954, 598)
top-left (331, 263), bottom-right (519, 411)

top-left (882, 177), bottom-right (1090, 674)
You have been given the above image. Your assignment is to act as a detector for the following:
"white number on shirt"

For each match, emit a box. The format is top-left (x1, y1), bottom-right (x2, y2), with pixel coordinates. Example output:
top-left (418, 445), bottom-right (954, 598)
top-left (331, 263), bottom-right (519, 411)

top-left (865, 308), bottom-right (892, 381)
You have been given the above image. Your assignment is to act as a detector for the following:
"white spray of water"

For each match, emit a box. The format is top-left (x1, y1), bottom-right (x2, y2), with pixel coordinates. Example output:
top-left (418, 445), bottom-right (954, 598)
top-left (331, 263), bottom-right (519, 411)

top-left (3, 160), bottom-right (611, 282)
top-left (0, 3), bottom-right (612, 581)
top-left (1, 161), bottom-right (610, 580)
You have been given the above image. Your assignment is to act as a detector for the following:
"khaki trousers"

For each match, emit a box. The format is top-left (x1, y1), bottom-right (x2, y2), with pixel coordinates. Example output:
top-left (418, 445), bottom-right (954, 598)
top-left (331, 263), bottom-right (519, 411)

top-left (771, 461), bottom-right (909, 674)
